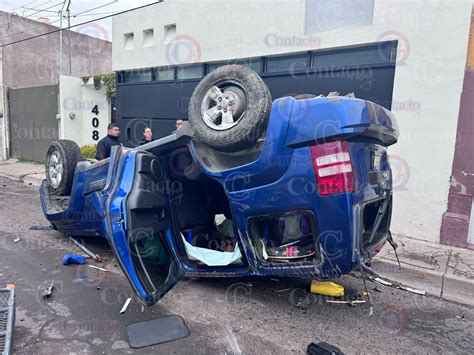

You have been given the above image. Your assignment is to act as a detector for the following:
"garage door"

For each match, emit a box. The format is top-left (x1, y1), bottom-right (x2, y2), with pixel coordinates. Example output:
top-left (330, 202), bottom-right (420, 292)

top-left (8, 85), bottom-right (59, 162)
top-left (115, 41), bottom-right (397, 147)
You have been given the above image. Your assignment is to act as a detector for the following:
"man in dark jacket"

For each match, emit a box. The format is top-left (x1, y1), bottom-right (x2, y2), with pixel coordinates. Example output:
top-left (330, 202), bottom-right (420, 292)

top-left (171, 119), bottom-right (184, 134)
top-left (95, 123), bottom-right (121, 160)
top-left (138, 127), bottom-right (155, 145)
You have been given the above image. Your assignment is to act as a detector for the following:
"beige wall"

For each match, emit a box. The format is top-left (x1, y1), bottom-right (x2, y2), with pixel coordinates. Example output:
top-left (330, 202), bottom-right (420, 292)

top-left (112, 0), bottom-right (473, 244)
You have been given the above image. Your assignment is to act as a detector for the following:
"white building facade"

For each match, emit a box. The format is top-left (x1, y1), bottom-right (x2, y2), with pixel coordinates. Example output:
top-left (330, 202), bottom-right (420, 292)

top-left (112, 0), bottom-right (474, 248)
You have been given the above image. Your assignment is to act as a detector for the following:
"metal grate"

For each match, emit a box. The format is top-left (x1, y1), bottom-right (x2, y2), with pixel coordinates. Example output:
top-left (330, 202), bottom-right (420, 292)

top-left (0, 292), bottom-right (10, 307)
top-left (0, 311), bottom-right (7, 332)
top-left (0, 336), bottom-right (5, 353)
top-left (0, 289), bottom-right (15, 355)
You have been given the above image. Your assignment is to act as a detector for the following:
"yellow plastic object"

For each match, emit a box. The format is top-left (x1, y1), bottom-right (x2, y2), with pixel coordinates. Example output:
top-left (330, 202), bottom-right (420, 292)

top-left (310, 281), bottom-right (345, 297)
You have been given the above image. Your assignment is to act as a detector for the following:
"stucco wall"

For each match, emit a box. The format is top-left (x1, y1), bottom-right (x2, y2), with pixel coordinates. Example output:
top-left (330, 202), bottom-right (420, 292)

top-left (59, 75), bottom-right (109, 147)
top-left (0, 11), bottom-right (112, 160)
top-left (0, 11), bottom-right (112, 89)
top-left (112, 0), bottom-right (472, 244)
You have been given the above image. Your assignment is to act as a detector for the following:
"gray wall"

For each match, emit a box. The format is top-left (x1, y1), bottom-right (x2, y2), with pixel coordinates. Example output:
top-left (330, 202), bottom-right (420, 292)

top-left (8, 85), bottom-right (59, 161)
top-left (0, 11), bottom-right (112, 89)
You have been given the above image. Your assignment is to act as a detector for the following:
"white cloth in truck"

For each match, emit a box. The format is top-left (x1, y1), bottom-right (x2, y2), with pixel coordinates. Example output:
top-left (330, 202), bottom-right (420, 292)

top-left (180, 233), bottom-right (242, 266)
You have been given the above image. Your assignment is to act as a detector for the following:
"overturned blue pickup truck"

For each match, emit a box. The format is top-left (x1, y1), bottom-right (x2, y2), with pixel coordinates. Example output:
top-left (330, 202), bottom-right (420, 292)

top-left (40, 65), bottom-right (399, 306)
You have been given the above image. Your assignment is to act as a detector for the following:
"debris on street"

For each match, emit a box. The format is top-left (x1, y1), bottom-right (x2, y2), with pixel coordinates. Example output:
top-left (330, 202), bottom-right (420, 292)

top-left (232, 325), bottom-right (244, 333)
top-left (326, 300), bottom-right (367, 306)
top-left (29, 224), bottom-right (53, 231)
top-left (68, 236), bottom-right (102, 262)
top-left (120, 297), bottom-right (132, 314)
top-left (274, 288), bottom-right (292, 293)
top-left (42, 281), bottom-right (54, 298)
top-left (88, 265), bottom-right (109, 272)
top-left (62, 254), bottom-right (87, 265)
top-left (307, 341), bottom-right (344, 355)
top-left (310, 281), bottom-right (344, 297)
top-left (372, 277), bottom-right (393, 286)
top-left (126, 315), bottom-right (190, 348)
top-left (398, 285), bottom-right (426, 296)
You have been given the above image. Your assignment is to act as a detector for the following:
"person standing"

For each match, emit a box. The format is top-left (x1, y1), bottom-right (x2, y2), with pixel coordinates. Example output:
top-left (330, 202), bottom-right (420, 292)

top-left (172, 119), bottom-right (184, 134)
top-left (95, 123), bottom-right (121, 160)
top-left (139, 127), bottom-right (155, 145)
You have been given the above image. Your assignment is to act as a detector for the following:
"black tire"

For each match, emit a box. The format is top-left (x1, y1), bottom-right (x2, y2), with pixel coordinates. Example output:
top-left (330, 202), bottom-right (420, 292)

top-left (45, 140), bottom-right (83, 196)
top-left (188, 64), bottom-right (272, 152)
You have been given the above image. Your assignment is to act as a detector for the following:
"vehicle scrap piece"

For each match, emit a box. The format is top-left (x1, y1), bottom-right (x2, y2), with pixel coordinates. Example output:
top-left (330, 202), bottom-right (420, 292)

top-left (88, 265), bottom-right (109, 272)
top-left (120, 298), bottom-right (132, 314)
top-left (127, 315), bottom-right (190, 349)
top-left (326, 300), bottom-right (367, 306)
top-left (363, 264), bottom-right (427, 296)
top-left (69, 236), bottom-right (102, 262)
top-left (310, 281), bottom-right (344, 297)
top-left (42, 281), bottom-right (54, 298)
top-left (307, 341), bottom-right (344, 355)
top-left (29, 224), bottom-right (53, 231)
top-left (398, 286), bottom-right (426, 296)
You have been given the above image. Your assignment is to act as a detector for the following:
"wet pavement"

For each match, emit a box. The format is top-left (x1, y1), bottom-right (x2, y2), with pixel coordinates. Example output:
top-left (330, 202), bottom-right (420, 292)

top-left (0, 180), bottom-right (473, 354)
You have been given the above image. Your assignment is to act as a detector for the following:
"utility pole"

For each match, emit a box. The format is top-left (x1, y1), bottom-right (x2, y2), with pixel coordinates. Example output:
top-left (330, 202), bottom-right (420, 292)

top-left (59, 1), bottom-right (67, 75)
top-left (66, 0), bottom-right (72, 75)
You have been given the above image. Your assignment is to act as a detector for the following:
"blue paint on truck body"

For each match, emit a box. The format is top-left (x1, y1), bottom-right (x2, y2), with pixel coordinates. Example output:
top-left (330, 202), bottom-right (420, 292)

top-left (40, 96), bottom-right (399, 305)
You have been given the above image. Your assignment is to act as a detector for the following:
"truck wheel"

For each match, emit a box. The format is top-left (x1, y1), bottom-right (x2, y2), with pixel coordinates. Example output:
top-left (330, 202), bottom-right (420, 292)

top-left (188, 65), bottom-right (272, 152)
top-left (45, 140), bottom-right (83, 196)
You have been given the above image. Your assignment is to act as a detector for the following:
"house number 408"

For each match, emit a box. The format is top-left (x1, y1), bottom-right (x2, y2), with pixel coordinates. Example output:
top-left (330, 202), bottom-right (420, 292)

top-left (92, 105), bottom-right (100, 141)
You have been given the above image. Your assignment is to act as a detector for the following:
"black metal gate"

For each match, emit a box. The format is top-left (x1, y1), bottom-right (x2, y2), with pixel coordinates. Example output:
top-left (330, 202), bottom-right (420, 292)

top-left (114, 41), bottom-right (398, 147)
top-left (8, 85), bottom-right (59, 162)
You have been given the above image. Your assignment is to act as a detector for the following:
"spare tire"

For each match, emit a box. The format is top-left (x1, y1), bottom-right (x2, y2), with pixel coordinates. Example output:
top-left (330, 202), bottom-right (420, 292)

top-left (45, 140), bottom-right (83, 196)
top-left (188, 65), bottom-right (272, 152)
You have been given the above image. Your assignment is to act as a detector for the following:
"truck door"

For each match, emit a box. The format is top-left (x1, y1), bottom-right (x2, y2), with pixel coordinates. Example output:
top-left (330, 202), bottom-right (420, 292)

top-left (104, 149), bottom-right (183, 305)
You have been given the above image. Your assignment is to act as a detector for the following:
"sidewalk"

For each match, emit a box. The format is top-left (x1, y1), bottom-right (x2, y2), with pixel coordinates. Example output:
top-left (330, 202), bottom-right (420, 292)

top-left (0, 159), bottom-right (472, 306)
top-left (0, 159), bottom-right (45, 186)
top-left (373, 234), bottom-right (474, 306)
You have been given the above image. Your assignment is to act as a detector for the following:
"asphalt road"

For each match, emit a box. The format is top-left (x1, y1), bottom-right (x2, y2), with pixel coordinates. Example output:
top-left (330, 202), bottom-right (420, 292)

top-left (0, 180), bottom-right (473, 354)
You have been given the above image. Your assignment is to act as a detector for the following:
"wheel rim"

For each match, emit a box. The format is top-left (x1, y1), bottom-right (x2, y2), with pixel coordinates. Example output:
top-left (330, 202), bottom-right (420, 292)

top-left (48, 151), bottom-right (63, 188)
top-left (200, 83), bottom-right (247, 131)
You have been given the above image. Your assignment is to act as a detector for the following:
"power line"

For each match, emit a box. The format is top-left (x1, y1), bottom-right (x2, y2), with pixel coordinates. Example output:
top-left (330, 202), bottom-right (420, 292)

top-left (10, 0), bottom-right (40, 15)
top-left (22, 6), bottom-right (63, 14)
top-left (23, 1), bottom-right (64, 17)
top-left (70, 11), bottom-right (119, 17)
top-left (10, 0), bottom-right (44, 15)
top-left (22, 0), bottom-right (56, 17)
top-left (0, 1), bottom-right (163, 48)
top-left (0, 1), bottom-right (63, 31)
top-left (0, 0), bottom-right (119, 43)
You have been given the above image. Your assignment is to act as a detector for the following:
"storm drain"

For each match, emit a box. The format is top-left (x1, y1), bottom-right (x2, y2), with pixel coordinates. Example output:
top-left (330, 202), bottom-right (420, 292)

top-left (0, 289), bottom-right (15, 355)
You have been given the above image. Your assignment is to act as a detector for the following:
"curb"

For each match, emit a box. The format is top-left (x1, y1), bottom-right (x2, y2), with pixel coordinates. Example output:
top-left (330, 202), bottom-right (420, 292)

top-left (0, 172), bottom-right (44, 187)
top-left (23, 173), bottom-right (45, 187)
top-left (372, 257), bottom-right (474, 307)
top-left (0, 173), bottom-right (21, 183)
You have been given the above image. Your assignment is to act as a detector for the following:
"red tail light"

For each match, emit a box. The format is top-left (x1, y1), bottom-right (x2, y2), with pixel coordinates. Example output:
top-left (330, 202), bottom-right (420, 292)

top-left (310, 141), bottom-right (355, 196)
